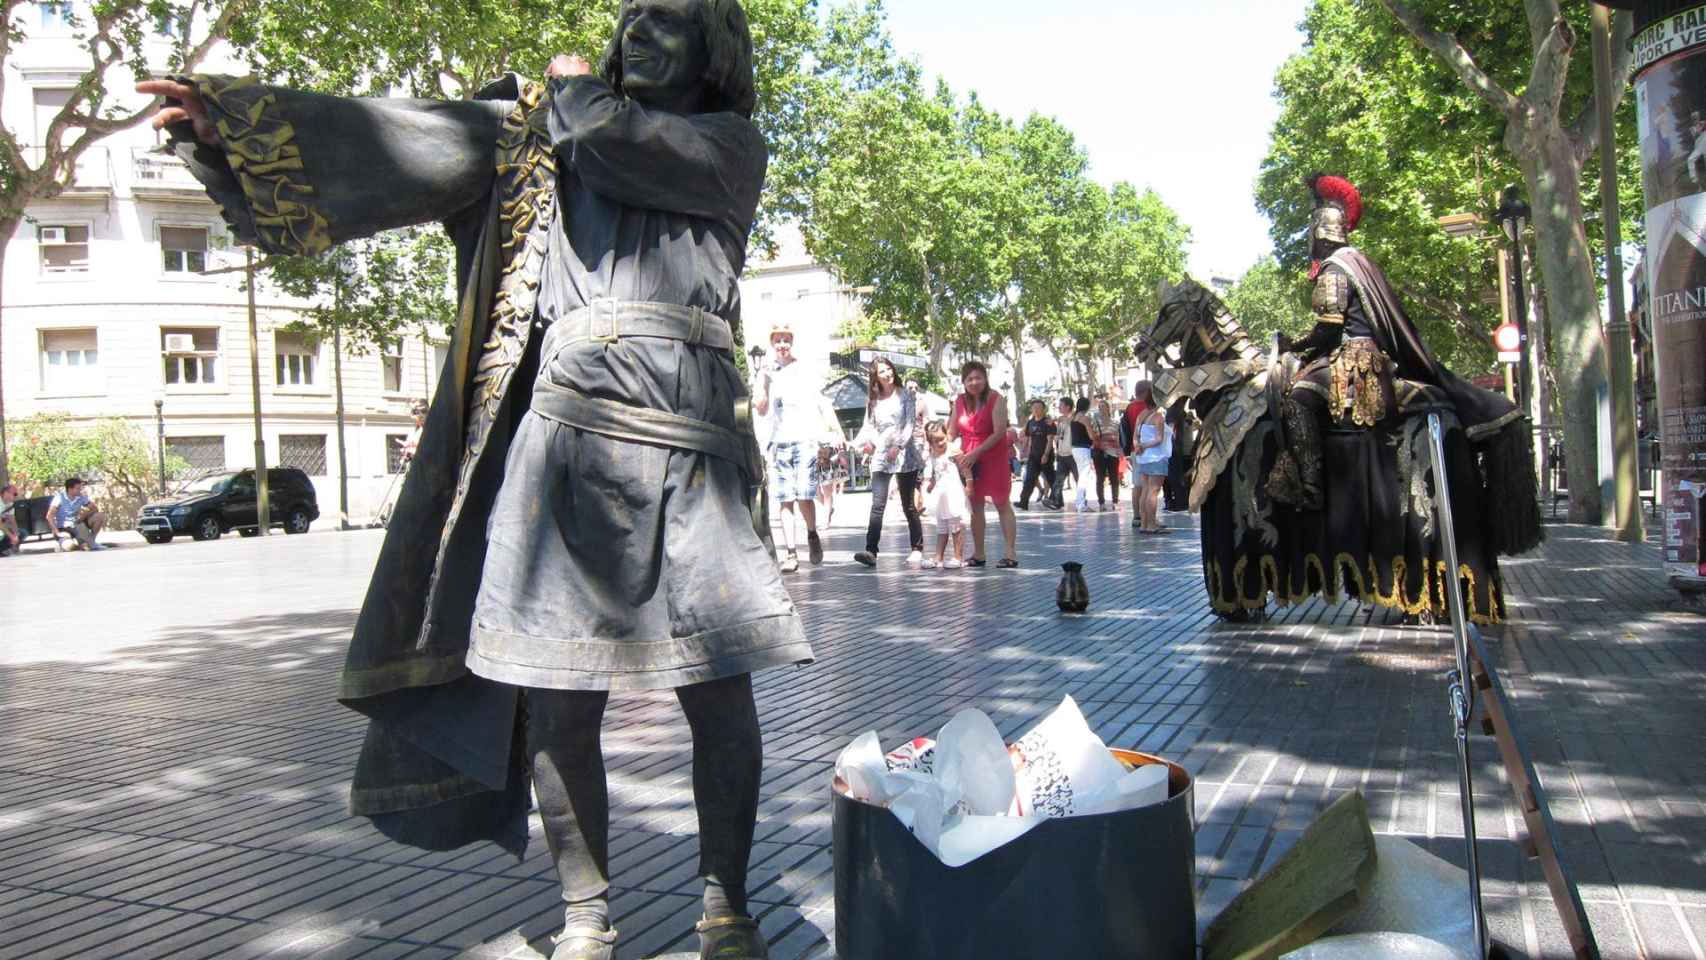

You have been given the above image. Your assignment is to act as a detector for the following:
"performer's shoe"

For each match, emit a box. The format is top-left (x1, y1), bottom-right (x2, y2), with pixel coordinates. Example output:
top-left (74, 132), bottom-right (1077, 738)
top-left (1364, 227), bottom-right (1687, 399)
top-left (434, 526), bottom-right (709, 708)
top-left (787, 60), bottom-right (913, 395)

top-left (806, 530), bottom-right (824, 565)
top-left (696, 914), bottom-right (768, 959)
top-left (550, 926), bottom-right (617, 960)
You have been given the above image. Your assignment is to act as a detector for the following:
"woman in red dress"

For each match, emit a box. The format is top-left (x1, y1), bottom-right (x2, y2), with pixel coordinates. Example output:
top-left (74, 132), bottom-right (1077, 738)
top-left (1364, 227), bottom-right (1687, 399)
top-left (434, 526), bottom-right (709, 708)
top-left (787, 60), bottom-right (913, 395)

top-left (948, 360), bottom-right (1019, 568)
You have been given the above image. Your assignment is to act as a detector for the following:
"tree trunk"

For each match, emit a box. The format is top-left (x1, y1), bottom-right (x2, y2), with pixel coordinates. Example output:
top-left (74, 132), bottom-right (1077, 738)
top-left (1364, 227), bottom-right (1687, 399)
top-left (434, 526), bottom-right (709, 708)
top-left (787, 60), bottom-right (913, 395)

top-left (1513, 125), bottom-right (1605, 523)
top-left (919, 252), bottom-right (949, 377)
top-left (0, 217), bottom-right (17, 487)
top-left (1009, 325), bottom-right (1028, 408)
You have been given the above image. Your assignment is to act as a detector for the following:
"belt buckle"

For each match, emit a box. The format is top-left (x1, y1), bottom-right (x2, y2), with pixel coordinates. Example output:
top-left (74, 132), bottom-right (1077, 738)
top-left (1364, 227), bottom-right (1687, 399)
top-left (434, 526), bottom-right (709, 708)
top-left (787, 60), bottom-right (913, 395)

top-left (589, 298), bottom-right (619, 344)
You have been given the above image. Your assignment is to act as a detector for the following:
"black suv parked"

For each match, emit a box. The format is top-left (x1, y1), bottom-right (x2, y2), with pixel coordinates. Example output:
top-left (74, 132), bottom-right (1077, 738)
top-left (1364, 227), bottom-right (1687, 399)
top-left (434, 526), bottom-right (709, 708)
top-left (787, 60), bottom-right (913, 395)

top-left (138, 468), bottom-right (320, 544)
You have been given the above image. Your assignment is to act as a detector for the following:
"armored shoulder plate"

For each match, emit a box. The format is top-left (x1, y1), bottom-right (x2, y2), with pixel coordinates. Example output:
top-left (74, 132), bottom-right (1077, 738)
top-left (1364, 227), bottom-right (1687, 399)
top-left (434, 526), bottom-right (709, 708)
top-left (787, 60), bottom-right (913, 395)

top-left (1312, 268), bottom-right (1349, 324)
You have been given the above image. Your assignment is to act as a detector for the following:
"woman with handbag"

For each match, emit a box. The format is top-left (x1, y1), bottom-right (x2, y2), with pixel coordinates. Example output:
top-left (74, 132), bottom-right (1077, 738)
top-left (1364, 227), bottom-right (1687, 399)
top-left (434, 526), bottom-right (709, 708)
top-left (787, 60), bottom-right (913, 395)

top-left (852, 356), bottom-right (924, 567)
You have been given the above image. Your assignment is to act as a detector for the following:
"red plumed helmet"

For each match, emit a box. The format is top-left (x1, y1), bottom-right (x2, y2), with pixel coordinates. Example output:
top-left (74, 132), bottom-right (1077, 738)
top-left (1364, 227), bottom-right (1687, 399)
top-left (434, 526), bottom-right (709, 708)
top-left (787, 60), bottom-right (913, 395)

top-left (1307, 173), bottom-right (1362, 233)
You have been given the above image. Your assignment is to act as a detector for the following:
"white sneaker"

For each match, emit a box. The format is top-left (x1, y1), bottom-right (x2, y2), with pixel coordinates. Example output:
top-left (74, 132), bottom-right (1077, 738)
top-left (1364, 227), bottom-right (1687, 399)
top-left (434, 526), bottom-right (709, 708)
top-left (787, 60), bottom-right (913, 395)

top-left (906, 550), bottom-right (924, 567)
top-left (945, 558), bottom-right (963, 569)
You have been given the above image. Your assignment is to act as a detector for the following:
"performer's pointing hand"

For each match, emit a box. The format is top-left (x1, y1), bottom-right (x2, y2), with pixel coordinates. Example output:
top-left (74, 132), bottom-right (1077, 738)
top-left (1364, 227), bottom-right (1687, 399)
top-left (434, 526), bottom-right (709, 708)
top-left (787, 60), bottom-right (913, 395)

top-left (547, 54), bottom-right (594, 79)
top-left (136, 79), bottom-right (221, 147)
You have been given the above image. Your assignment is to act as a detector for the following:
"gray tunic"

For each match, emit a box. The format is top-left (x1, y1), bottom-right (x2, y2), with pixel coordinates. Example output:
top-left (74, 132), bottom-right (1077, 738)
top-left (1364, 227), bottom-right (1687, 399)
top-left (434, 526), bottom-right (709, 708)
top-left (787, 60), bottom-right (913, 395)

top-left (463, 77), bottom-right (810, 690)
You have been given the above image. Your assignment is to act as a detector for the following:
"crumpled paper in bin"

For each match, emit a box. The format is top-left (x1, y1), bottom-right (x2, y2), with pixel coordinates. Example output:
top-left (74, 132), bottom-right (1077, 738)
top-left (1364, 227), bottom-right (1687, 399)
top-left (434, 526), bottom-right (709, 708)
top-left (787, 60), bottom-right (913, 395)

top-left (834, 696), bottom-right (1172, 867)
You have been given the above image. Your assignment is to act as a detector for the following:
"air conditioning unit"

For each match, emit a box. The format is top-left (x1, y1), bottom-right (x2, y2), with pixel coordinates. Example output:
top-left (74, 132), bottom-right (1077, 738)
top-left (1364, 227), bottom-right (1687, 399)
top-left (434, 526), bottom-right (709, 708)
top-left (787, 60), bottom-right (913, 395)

top-left (39, 227), bottom-right (66, 244)
top-left (163, 333), bottom-right (196, 353)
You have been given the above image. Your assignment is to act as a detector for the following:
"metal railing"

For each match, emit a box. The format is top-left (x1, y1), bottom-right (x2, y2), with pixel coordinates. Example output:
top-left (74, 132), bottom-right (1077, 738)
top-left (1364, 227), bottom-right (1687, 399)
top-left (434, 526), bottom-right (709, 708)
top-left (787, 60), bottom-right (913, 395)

top-left (130, 146), bottom-right (202, 189)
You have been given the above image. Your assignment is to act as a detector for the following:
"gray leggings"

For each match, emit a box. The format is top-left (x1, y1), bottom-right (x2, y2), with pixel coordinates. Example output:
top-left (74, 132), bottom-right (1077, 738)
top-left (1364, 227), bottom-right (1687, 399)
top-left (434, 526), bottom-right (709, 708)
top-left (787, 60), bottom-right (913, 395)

top-left (527, 673), bottom-right (762, 916)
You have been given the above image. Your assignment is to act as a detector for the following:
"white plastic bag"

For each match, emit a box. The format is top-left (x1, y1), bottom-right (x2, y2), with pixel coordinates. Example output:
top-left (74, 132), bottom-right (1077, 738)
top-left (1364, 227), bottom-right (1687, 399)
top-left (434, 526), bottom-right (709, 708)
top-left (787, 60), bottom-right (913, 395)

top-left (935, 708), bottom-right (1016, 817)
top-left (834, 731), bottom-right (898, 806)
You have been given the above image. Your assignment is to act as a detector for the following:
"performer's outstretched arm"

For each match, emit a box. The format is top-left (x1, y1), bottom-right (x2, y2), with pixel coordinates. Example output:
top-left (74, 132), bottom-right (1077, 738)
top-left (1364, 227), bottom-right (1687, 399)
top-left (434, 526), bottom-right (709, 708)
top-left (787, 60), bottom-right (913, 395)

top-left (140, 78), bottom-right (509, 257)
top-left (547, 75), bottom-right (767, 230)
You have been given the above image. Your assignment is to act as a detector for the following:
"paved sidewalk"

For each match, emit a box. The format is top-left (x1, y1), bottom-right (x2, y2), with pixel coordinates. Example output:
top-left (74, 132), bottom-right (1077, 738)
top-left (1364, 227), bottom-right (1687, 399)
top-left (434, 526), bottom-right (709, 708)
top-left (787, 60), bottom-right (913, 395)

top-left (0, 506), bottom-right (1702, 959)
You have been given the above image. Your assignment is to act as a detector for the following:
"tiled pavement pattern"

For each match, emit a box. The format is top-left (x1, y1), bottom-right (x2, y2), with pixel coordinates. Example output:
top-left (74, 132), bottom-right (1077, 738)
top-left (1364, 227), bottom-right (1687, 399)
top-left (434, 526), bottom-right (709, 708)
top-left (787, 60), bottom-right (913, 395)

top-left (1, 508), bottom-right (1703, 959)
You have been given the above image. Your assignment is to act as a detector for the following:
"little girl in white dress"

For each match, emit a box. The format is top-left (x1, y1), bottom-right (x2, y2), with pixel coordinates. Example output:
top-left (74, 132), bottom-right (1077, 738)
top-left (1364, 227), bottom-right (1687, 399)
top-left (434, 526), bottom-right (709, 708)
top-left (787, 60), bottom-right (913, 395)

top-left (921, 421), bottom-right (971, 569)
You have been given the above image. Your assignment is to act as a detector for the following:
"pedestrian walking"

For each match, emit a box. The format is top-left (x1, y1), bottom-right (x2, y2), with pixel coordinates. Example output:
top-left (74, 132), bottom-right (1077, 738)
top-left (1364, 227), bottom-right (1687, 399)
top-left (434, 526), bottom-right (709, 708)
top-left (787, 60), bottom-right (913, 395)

top-left (921, 421), bottom-right (970, 568)
top-left (1051, 396), bottom-right (1076, 508)
top-left (1134, 404), bottom-right (1173, 534)
top-left (852, 356), bottom-right (924, 568)
top-left (1122, 381), bottom-right (1153, 523)
top-left (1092, 398), bottom-right (1122, 511)
top-left (1068, 398), bottom-right (1097, 513)
top-left (755, 322), bottom-right (837, 572)
top-left (815, 444), bottom-right (848, 529)
top-left (949, 360), bottom-right (1019, 568)
top-left (1016, 399), bottom-right (1058, 510)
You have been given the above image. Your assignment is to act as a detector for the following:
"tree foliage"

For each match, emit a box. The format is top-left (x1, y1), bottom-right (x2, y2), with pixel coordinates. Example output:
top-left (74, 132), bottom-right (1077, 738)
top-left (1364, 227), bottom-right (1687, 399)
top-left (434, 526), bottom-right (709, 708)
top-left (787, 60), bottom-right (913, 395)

top-left (260, 226), bottom-right (454, 354)
top-left (1263, 0), bottom-right (1638, 521)
top-left (5, 413), bottom-right (187, 525)
top-left (785, 3), bottom-right (1190, 399)
top-left (1224, 257), bottom-right (1308, 351)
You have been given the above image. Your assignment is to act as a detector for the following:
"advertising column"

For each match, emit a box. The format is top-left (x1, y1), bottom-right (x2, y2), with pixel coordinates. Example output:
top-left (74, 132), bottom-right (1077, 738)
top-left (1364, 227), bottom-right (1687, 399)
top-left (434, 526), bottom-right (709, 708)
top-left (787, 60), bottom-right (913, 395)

top-left (1633, 5), bottom-right (1706, 590)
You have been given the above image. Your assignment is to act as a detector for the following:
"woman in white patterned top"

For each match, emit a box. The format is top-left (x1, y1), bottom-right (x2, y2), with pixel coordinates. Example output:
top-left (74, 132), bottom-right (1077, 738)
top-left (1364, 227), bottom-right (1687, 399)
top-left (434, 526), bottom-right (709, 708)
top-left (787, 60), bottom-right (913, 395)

top-left (852, 357), bottom-right (924, 567)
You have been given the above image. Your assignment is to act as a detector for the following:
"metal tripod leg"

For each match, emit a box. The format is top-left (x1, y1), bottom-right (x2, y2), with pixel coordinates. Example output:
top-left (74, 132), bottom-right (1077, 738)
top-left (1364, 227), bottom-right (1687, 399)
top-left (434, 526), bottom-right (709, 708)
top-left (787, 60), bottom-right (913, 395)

top-left (1427, 414), bottom-right (1600, 960)
top-left (1426, 414), bottom-right (1488, 959)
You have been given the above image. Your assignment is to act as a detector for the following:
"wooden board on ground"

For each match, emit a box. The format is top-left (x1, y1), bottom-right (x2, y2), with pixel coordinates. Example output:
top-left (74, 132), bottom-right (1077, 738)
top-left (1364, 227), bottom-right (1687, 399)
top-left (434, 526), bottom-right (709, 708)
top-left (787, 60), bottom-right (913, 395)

top-left (1201, 790), bottom-right (1379, 960)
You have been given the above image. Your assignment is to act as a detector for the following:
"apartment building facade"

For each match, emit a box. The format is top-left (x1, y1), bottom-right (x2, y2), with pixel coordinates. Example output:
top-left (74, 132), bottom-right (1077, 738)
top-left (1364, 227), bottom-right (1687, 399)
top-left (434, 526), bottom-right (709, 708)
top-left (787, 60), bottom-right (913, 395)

top-left (2, 4), bottom-right (444, 525)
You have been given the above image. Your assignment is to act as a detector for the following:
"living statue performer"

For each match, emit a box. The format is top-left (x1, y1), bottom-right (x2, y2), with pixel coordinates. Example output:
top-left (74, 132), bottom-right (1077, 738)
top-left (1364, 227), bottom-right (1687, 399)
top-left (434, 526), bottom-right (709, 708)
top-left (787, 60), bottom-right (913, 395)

top-left (141, 3), bottom-right (810, 958)
top-left (1138, 174), bottom-right (1542, 624)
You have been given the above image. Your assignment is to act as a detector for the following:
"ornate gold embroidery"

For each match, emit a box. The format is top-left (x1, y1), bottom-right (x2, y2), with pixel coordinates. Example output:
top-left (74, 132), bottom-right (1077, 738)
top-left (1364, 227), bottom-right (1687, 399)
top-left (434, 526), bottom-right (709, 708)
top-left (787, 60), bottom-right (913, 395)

top-left (190, 74), bottom-right (332, 256)
top-left (1328, 337), bottom-right (1388, 428)
top-left (430, 81), bottom-right (556, 577)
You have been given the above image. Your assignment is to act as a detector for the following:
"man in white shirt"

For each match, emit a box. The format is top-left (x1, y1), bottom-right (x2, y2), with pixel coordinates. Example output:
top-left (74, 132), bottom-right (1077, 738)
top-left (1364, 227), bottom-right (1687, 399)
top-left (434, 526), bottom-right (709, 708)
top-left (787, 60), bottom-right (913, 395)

top-left (755, 322), bottom-right (831, 572)
top-left (49, 477), bottom-right (106, 551)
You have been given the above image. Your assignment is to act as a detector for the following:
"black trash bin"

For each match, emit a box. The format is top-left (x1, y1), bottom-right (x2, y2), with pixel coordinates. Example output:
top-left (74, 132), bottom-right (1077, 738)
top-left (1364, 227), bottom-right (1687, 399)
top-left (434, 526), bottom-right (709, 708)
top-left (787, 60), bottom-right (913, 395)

top-left (833, 749), bottom-right (1196, 960)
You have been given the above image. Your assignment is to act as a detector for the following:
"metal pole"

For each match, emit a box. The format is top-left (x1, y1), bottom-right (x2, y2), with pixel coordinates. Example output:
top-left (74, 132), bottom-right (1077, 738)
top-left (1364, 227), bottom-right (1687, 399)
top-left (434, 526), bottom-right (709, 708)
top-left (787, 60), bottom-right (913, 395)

top-left (1427, 413), bottom-right (1489, 959)
top-left (334, 319), bottom-right (350, 532)
top-left (1497, 244), bottom-right (1517, 404)
top-left (247, 248), bottom-right (270, 535)
top-left (154, 398), bottom-right (166, 495)
top-left (1507, 214), bottom-right (1531, 413)
top-left (1593, 3), bottom-right (1644, 543)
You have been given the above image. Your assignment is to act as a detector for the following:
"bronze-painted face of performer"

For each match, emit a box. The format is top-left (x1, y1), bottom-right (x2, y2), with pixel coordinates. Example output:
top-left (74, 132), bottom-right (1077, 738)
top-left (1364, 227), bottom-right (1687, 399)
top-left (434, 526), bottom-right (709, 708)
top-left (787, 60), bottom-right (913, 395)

top-left (616, 0), bottom-right (711, 112)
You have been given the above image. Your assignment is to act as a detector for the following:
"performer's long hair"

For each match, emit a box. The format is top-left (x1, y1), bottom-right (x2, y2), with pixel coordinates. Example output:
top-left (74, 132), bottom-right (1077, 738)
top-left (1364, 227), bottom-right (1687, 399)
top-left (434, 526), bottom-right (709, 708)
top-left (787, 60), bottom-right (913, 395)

top-left (600, 0), bottom-right (758, 118)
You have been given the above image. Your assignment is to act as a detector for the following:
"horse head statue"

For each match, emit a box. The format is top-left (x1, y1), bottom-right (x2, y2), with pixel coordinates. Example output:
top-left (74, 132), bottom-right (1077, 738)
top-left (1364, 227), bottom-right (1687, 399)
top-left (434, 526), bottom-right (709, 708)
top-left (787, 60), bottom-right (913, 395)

top-left (1137, 277), bottom-right (1263, 371)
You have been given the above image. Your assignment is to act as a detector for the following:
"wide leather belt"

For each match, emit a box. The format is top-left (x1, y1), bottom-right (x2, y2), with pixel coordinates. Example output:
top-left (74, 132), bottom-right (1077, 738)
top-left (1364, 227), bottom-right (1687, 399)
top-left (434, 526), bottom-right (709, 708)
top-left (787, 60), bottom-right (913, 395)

top-left (548, 298), bottom-right (734, 353)
top-left (531, 378), bottom-right (761, 483)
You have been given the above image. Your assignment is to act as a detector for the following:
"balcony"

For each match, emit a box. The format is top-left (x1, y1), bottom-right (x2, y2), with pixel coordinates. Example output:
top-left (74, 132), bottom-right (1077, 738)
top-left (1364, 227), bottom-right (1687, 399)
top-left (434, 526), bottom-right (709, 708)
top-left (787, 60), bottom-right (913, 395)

top-left (21, 145), bottom-right (113, 199)
top-left (130, 147), bottom-right (208, 200)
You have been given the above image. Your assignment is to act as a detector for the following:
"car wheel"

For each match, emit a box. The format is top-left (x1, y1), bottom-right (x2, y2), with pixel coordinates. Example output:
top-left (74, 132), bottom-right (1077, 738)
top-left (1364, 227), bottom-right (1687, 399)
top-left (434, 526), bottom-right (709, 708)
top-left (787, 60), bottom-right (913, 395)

top-left (238, 527), bottom-right (260, 538)
top-left (285, 508), bottom-right (311, 534)
top-left (145, 533), bottom-right (172, 545)
top-left (193, 514), bottom-right (222, 541)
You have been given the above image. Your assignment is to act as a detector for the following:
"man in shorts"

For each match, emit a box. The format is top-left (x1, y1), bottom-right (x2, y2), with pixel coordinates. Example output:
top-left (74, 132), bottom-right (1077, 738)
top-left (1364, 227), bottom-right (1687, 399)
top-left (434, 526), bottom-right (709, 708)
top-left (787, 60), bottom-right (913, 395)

top-left (755, 322), bottom-right (828, 572)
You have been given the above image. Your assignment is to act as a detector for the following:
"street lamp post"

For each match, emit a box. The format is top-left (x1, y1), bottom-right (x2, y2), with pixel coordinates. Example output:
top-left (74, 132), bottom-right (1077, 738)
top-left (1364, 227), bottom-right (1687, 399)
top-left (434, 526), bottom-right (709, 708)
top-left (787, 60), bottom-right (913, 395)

top-left (154, 398), bottom-right (166, 495)
top-left (1495, 187), bottom-right (1532, 414)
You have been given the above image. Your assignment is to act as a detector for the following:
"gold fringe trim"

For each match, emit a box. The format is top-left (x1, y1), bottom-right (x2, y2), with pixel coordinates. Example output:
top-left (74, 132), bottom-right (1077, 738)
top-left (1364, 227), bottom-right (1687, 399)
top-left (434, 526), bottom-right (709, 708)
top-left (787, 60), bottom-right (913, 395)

top-left (191, 75), bottom-right (332, 256)
top-left (1207, 551), bottom-right (1502, 625)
